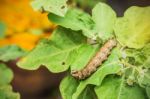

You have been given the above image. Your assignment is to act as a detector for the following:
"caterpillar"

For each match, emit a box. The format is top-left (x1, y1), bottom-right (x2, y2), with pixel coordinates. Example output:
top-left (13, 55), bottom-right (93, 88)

top-left (71, 39), bottom-right (117, 80)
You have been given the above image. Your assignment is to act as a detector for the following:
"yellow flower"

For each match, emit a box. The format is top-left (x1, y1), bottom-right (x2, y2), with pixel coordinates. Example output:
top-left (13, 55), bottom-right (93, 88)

top-left (0, 32), bottom-right (50, 50)
top-left (0, 0), bottom-right (55, 50)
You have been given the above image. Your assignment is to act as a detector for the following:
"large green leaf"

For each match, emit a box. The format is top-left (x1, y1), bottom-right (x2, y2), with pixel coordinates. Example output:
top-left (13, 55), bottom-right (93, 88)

top-left (0, 45), bottom-right (25, 62)
top-left (72, 48), bottom-right (123, 99)
top-left (95, 75), bottom-right (147, 99)
top-left (0, 85), bottom-right (20, 99)
top-left (114, 6), bottom-right (150, 49)
top-left (92, 3), bottom-right (116, 41)
top-left (69, 44), bottom-right (99, 71)
top-left (60, 75), bottom-right (79, 99)
top-left (0, 64), bottom-right (13, 86)
top-left (17, 27), bottom-right (86, 72)
top-left (31, 0), bottom-right (68, 16)
top-left (48, 8), bottom-right (97, 39)
top-left (60, 75), bottom-right (97, 99)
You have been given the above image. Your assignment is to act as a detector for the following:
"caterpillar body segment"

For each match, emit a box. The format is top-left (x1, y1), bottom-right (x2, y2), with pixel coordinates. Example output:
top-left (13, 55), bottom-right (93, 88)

top-left (71, 39), bottom-right (117, 80)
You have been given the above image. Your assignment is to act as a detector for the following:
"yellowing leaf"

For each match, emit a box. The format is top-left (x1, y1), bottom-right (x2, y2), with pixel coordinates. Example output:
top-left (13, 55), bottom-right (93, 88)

top-left (114, 6), bottom-right (150, 48)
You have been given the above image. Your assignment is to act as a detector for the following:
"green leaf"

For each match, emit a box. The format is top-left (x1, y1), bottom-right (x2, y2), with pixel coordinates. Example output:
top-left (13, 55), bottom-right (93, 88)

top-left (48, 8), bottom-right (97, 39)
top-left (17, 27), bottom-right (86, 72)
top-left (78, 85), bottom-right (97, 99)
top-left (124, 44), bottom-right (150, 68)
top-left (0, 85), bottom-right (20, 99)
top-left (114, 6), bottom-right (150, 49)
top-left (60, 75), bottom-right (97, 99)
top-left (0, 64), bottom-right (13, 86)
top-left (95, 75), bottom-right (147, 99)
top-left (69, 44), bottom-right (99, 71)
top-left (0, 64), bottom-right (20, 99)
top-left (72, 48), bottom-right (123, 99)
top-left (92, 3), bottom-right (116, 41)
top-left (60, 75), bottom-right (79, 99)
top-left (0, 45), bottom-right (26, 62)
top-left (146, 87), bottom-right (150, 99)
top-left (0, 22), bottom-right (6, 38)
top-left (31, 0), bottom-right (68, 16)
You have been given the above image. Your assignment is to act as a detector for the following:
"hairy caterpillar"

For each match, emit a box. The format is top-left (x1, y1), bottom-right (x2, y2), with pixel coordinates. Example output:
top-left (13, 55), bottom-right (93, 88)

top-left (71, 39), bottom-right (117, 80)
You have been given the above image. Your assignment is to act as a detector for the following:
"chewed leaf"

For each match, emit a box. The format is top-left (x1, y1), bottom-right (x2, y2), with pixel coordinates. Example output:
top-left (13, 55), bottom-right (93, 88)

top-left (31, 0), bottom-right (68, 16)
top-left (124, 43), bottom-right (150, 68)
top-left (0, 64), bottom-right (13, 86)
top-left (114, 6), bottom-right (150, 49)
top-left (17, 27), bottom-right (86, 73)
top-left (72, 48), bottom-right (123, 99)
top-left (95, 75), bottom-right (147, 99)
top-left (0, 45), bottom-right (26, 62)
top-left (48, 8), bottom-right (97, 39)
top-left (92, 3), bottom-right (116, 41)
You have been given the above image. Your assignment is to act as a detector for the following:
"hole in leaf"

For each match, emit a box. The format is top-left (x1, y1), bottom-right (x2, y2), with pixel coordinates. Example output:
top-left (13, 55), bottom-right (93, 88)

top-left (62, 62), bottom-right (65, 65)
top-left (61, 5), bottom-right (65, 9)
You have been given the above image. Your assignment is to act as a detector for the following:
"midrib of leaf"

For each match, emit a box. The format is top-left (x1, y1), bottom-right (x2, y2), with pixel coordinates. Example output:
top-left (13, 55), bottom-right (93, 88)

top-left (32, 45), bottom-right (82, 61)
top-left (117, 76), bottom-right (125, 99)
